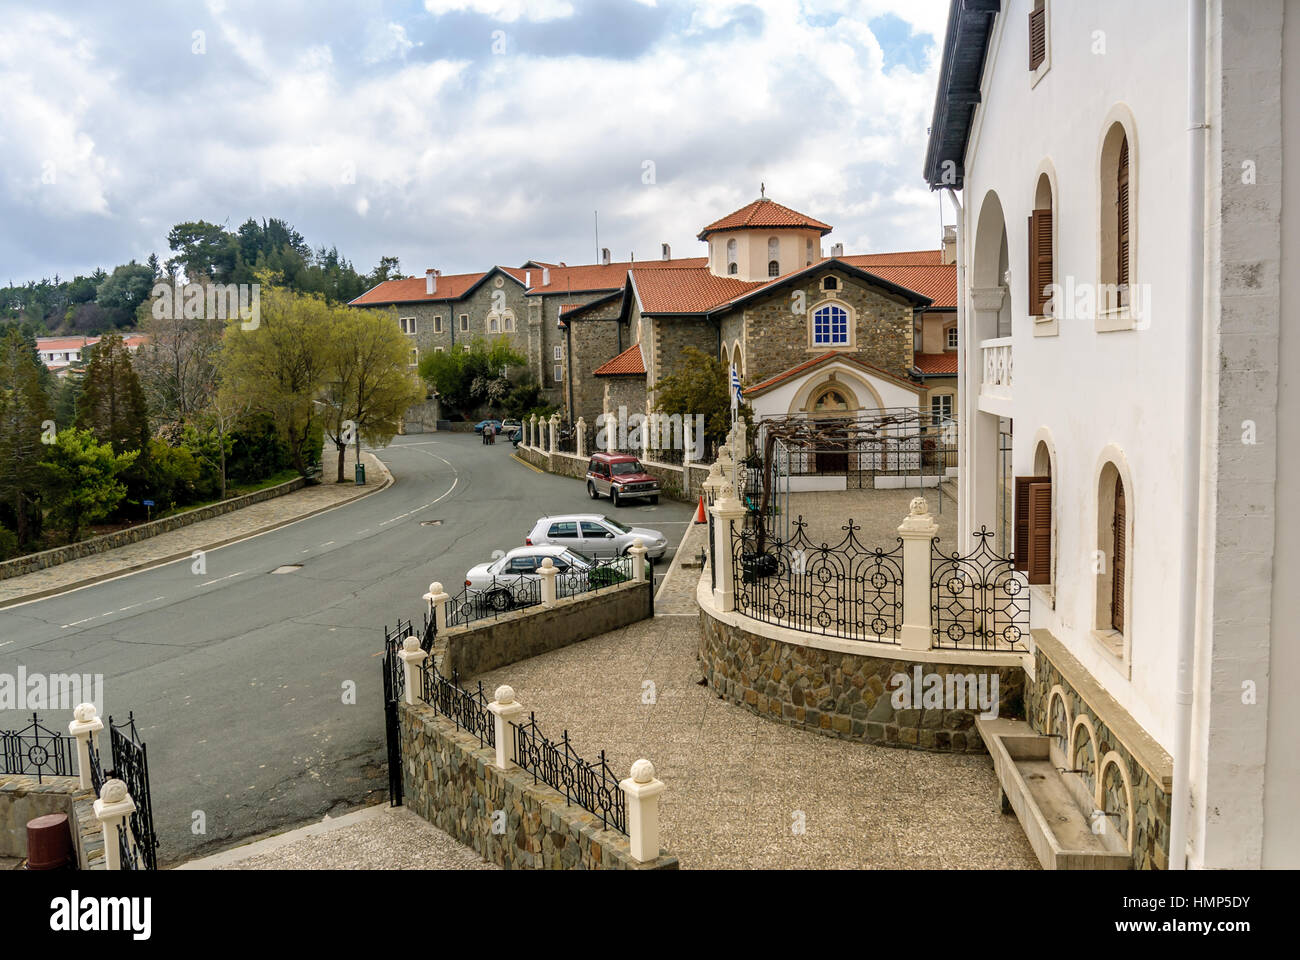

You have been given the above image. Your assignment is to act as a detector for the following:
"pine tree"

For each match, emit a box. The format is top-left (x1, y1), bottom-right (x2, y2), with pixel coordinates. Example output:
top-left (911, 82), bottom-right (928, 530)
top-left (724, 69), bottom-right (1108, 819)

top-left (0, 329), bottom-right (54, 545)
top-left (75, 332), bottom-right (151, 458)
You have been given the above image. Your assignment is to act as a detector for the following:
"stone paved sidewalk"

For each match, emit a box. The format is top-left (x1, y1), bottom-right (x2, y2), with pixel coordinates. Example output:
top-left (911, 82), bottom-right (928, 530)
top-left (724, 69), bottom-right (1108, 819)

top-left (177, 803), bottom-right (497, 870)
top-left (0, 448), bottom-right (390, 607)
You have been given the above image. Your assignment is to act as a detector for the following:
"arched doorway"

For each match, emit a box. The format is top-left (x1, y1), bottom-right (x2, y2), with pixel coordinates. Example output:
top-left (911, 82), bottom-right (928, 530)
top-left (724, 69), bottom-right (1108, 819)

top-left (811, 384), bottom-right (852, 473)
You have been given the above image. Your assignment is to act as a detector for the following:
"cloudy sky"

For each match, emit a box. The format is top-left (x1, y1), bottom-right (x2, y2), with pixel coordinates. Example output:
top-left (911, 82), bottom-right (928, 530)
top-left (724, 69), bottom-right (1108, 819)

top-left (0, 0), bottom-right (953, 285)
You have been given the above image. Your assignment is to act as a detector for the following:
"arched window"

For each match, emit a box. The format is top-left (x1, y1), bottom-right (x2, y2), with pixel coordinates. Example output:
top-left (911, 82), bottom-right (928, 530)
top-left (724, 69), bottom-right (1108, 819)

top-left (811, 304), bottom-right (849, 346)
top-left (767, 237), bottom-right (779, 276)
top-left (813, 388), bottom-right (849, 413)
top-left (806, 238), bottom-right (814, 266)
top-left (822, 276), bottom-right (838, 292)
top-left (768, 260), bottom-right (780, 277)
top-left (1094, 459), bottom-right (1130, 645)
top-left (726, 238), bottom-right (737, 275)
top-left (1100, 121), bottom-right (1133, 317)
top-left (1028, 172), bottom-right (1054, 317)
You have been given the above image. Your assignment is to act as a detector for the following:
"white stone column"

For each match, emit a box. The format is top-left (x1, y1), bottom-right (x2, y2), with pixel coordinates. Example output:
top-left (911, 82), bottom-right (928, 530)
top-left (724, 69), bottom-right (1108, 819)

top-left (548, 414), bottom-right (558, 453)
top-left (620, 758), bottom-right (666, 864)
top-left (538, 557), bottom-right (558, 607)
top-left (398, 636), bottom-right (428, 706)
top-left (702, 460), bottom-right (723, 506)
top-left (628, 538), bottom-right (647, 581)
top-left (682, 417), bottom-right (694, 467)
top-left (93, 779), bottom-right (135, 871)
top-left (423, 581), bottom-right (450, 635)
top-left (710, 483), bottom-right (747, 612)
top-left (576, 417), bottom-right (587, 458)
top-left (898, 497), bottom-right (939, 651)
top-left (487, 685), bottom-right (525, 770)
top-left (68, 703), bottom-right (104, 791)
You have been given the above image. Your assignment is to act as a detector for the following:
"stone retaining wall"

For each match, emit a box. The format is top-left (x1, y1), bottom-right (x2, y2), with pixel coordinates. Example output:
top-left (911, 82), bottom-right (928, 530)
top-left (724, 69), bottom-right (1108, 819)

top-left (0, 774), bottom-right (103, 869)
top-left (440, 579), bottom-right (654, 678)
top-left (698, 610), bottom-right (1025, 753)
top-left (517, 444), bottom-right (710, 504)
top-left (1026, 633), bottom-right (1172, 870)
top-left (399, 702), bottom-right (677, 870)
top-left (0, 476), bottom-right (306, 581)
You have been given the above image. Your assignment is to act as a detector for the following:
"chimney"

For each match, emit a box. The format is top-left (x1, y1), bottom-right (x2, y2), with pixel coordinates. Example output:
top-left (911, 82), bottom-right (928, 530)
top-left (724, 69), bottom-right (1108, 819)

top-left (830, 243), bottom-right (844, 258)
top-left (942, 225), bottom-right (957, 265)
top-left (426, 269), bottom-right (436, 295)
top-left (601, 248), bottom-right (611, 265)
top-left (542, 267), bottom-right (551, 286)
top-left (661, 243), bottom-right (671, 261)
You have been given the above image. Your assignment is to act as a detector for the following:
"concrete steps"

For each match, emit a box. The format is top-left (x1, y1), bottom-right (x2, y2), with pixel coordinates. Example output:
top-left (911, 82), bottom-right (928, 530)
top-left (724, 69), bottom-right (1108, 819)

top-left (977, 717), bottom-right (1130, 870)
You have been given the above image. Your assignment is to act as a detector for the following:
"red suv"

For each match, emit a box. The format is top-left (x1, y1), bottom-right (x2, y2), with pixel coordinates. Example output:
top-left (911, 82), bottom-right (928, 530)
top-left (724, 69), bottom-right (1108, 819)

top-left (586, 453), bottom-right (660, 506)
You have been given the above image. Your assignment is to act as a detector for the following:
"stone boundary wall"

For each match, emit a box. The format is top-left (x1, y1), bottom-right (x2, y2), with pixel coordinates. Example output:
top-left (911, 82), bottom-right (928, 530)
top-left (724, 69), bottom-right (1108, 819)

top-left (0, 774), bottom-right (103, 869)
top-left (698, 609), bottom-right (1026, 753)
top-left (399, 702), bottom-right (678, 870)
top-left (0, 476), bottom-right (306, 581)
top-left (436, 420), bottom-right (478, 432)
top-left (516, 444), bottom-right (710, 503)
top-left (1026, 630), bottom-right (1172, 871)
top-left (440, 579), bottom-right (654, 678)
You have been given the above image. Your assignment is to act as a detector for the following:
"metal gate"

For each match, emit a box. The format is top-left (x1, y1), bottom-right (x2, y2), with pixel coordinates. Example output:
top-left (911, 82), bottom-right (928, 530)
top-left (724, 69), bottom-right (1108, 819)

top-left (88, 713), bottom-right (159, 870)
top-left (382, 618), bottom-right (415, 807)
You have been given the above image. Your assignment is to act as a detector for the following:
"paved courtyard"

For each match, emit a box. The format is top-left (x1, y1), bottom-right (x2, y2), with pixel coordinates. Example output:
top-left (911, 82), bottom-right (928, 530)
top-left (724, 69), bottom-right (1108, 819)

top-left (476, 600), bottom-right (1038, 869)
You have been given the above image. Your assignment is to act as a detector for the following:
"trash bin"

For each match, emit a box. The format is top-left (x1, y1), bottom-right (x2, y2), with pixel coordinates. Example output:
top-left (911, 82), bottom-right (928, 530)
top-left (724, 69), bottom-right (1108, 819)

top-left (355, 462), bottom-right (366, 485)
top-left (26, 813), bottom-right (73, 870)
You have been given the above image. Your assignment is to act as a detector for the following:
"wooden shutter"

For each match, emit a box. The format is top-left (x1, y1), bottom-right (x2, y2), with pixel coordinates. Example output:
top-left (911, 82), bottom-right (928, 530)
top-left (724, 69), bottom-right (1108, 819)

top-left (1027, 481), bottom-right (1052, 585)
top-left (1117, 137), bottom-right (1130, 306)
top-left (1014, 475), bottom-right (1050, 571)
top-left (1028, 209), bottom-right (1053, 316)
top-left (1029, 4), bottom-right (1046, 70)
top-left (1111, 476), bottom-right (1126, 632)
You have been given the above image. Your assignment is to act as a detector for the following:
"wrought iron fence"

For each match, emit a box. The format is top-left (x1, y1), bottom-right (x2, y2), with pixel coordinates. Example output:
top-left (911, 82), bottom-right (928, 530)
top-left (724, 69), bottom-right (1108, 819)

top-left (419, 661), bottom-right (495, 748)
top-left (730, 515), bottom-right (904, 643)
top-left (555, 423), bottom-right (578, 455)
top-left (554, 555), bottom-right (639, 598)
top-left (0, 713), bottom-right (76, 783)
top-left (512, 712), bottom-right (626, 834)
top-left (382, 618), bottom-right (416, 805)
top-left (645, 446), bottom-right (684, 466)
top-left (446, 577), bottom-right (543, 628)
top-left (107, 714), bottom-right (159, 871)
top-left (931, 527), bottom-right (1030, 651)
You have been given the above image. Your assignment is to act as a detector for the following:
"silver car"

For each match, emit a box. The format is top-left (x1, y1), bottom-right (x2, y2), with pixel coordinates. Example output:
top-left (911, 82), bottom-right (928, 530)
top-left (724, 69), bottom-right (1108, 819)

top-left (525, 514), bottom-right (668, 559)
top-left (463, 544), bottom-right (631, 610)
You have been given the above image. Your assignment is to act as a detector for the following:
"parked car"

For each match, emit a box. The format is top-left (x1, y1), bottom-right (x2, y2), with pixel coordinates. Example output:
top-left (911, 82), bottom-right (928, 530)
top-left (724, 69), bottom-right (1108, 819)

top-left (526, 514), bottom-right (668, 559)
top-left (501, 418), bottom-right (521, 435)
top-left (585, 452), bottom-right (660, 506)
top-left (463, 544), bottom-right (630, 610)
top-left (474, 419), bottom-right (503, 434)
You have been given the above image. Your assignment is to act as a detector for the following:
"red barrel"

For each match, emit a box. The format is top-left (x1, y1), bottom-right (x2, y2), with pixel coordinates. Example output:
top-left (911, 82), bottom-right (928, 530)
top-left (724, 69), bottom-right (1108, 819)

top-left (26, 813), bottom-right (74, 870)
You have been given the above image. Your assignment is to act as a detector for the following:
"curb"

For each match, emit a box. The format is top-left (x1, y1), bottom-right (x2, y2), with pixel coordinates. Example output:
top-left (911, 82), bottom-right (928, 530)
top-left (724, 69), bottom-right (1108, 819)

top-left (654, 517), bottom-right (704, 609)
top-left (0, 453), bottom-right (394, 609)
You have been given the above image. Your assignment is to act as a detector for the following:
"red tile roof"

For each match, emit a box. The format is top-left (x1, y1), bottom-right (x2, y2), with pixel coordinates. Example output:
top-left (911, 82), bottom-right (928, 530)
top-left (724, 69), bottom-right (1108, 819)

top-left (698, 198), bottom-right (833, 240)
top-left (630, 267), bottom-right (762, 314)
top-left (527, 258), bottom-right (705, 295)
top-left (854, 264), bottom-right (956, 307)
top-left (593, 343), bottom-right (646, 377)
top-left (745, 352), bottom-right (923, 397)
top-left (844, 249), bottom-right (944, 266)
top-left (914, 352), bottom-right (959, 375)
top-left (350, 271), bottom-right (488, 306)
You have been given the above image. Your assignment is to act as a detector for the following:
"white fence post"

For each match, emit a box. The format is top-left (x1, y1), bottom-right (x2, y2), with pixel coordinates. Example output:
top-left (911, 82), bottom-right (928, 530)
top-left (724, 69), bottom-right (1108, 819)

top-left (548, 414), bottom-right (558, 453)
top-left (487, 685), bottom-right (525, 770)
top-left (398, 636), bottom-right (428, 706)
top-left (620, 758), bottom-right (666, 864)
top-left (67, 703), bottom-right (104, 792)
top-left (527, 415), bottom-right (536, 447)
top-left (423, 581), bottom-right (450, 635)
top-left (898, 497), bottom-right (938, 651)
top-left (93, 779), bottom-right (135, 871)
top-left (539, 557), bottom-right (558, 606)
top-left (628, 538), bottom-right (647, 581)
top-left (710, 483), bottom-right (746, 612)
top-left (576, 417), bottom-right (587, 458)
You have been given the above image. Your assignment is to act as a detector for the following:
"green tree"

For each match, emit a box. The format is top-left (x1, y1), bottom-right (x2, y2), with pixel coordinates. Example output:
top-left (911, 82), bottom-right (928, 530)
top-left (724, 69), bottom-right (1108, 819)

top-left (650, 346), bottom-right (735, 448)
top-left (75, 332), bottom-right (151, 457)
top-left (134, 282), bottom-right (224, 428)
top-left (417, 336), bottom-right (525, 417)
top-left (0, 328), bottom-right (54, 545)
top-left (167, 221), bottom-right (238, 282)
top-left (95, 261), bottom-right (155, 328)
top-left (39, 428), bottom-right (136, 543)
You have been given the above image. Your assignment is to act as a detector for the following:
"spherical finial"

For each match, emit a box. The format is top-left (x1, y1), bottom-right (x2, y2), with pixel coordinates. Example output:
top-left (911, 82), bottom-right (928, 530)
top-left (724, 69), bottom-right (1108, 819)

top-left (430, 581), bottom-right (442, 595)
top-left (402, 636), bottom-right (420, 652)
top-left (74, 703), bottom-right (97, 723)
top-left (494, 685), bottom-right (516, 704)
top-left (630, 758), bottom-right (655, 783)
top-left (909, 496), bottom-right (928, 516)
top-left (540, 557), bottom-right (554, 568)
top-left (101, 779), bottom-right (128, 804)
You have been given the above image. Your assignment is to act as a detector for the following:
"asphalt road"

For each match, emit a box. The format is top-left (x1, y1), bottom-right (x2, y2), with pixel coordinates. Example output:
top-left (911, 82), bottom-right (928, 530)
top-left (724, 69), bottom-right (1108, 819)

top-left (0, 434), bottom-right (693, 865)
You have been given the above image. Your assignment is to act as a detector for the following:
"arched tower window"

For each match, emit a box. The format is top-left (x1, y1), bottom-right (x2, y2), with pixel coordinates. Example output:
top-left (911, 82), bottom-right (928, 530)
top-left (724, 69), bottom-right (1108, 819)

top-left (767, 237), bottom-right (780, 277)
top-left (726, 238), bottom-right (737, 275)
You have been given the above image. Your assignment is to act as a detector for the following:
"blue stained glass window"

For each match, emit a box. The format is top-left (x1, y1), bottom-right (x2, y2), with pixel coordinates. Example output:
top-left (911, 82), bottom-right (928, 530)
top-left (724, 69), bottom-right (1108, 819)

top-left (812, 305), bottom-right (849, 345)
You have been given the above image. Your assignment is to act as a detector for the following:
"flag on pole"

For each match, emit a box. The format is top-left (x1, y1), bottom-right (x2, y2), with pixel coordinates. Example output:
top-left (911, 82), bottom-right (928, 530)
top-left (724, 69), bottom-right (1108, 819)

top-left (730, 363), bottom-right (742, 423)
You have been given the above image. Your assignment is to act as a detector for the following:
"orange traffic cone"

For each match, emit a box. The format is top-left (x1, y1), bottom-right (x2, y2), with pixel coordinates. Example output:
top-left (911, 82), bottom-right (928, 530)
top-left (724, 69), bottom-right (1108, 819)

top-left (694, 495), bottom-right (707, 524)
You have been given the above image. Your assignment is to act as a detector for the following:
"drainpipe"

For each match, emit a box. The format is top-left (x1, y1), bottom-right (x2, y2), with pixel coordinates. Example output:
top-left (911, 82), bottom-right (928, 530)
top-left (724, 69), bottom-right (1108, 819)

top-left (946, 188), bottom-right (966, 541)
top-left (1170, 0), bottom-right (1208, 871)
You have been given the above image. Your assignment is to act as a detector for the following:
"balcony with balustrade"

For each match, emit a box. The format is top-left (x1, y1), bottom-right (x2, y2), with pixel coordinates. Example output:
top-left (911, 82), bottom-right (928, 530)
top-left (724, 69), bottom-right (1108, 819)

top-left (978, 337), bottom-right (1014, 416)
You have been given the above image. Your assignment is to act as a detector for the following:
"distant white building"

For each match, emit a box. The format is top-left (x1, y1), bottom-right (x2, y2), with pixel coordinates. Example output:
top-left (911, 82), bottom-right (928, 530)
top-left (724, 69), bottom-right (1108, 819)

top-left (925, 0), bottom-right (1297, 867)
top-left (35, 334), bottom-right (148, 377)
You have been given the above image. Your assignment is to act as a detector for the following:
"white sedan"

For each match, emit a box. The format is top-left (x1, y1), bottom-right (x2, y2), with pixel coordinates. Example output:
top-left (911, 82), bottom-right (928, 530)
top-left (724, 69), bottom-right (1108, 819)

top-left (462, 544), bottom-right (632, 610)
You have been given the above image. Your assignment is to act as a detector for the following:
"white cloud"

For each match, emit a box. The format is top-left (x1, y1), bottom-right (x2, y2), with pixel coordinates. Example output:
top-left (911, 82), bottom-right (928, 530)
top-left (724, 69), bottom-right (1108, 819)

top-left (422, 0), bottom-right (576, 23)
top-left (363, 21), bottom-right (416, 64)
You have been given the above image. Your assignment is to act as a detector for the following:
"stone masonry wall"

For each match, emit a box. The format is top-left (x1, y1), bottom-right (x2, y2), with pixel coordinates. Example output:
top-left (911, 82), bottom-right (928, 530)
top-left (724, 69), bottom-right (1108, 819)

top-left (517, 444), bottom-right (710, 503)
top-left (0, 476), bottom-right (305, 581)
top-left (698, 611), bottom-right (1025, 753)
top-left (399, 702), bottom-right (678, 869)
top-left (440, 579), bottom-right (653, 678)
top-left (0, 774), bottom-right (102, 869)
top-left (1027, 643), bottom-right (1172, 870)
top-left (602, 375), bottom-right (648, 421)
top-left (566, 311), bottom-right (623, 424)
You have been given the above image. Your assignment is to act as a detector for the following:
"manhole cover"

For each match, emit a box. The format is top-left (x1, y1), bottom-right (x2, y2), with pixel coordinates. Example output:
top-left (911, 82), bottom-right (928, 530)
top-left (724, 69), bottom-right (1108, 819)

top-left (271, 564), bottom-right (303, 574)
top-left (420, 519), bottom-right (443, 526)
